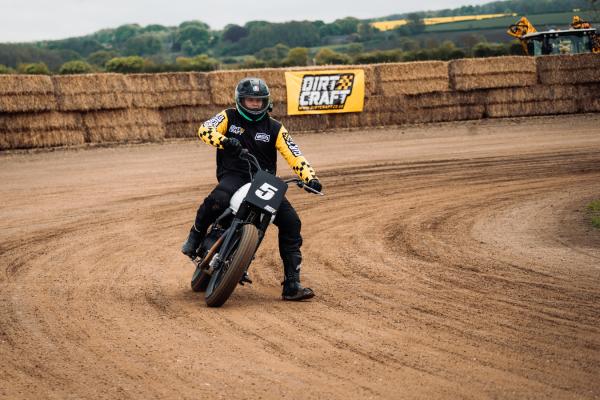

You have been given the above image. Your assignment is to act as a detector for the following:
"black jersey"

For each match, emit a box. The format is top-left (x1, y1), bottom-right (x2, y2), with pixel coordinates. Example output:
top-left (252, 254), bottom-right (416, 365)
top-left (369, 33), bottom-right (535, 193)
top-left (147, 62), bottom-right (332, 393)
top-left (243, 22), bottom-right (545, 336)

top-left (198, 108), bottom-right (317, 183)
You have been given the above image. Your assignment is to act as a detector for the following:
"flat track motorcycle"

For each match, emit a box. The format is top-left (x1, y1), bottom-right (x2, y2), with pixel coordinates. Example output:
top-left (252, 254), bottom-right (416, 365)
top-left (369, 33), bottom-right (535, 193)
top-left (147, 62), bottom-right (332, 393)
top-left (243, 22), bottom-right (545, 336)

top-left (189, 149), bottom-right (323, 307)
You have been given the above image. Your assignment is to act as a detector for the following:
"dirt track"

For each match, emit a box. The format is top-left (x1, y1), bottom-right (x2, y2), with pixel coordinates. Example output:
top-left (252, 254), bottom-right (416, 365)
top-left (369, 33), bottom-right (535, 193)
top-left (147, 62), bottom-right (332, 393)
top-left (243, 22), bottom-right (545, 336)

top-left (1, 114), bottom-right (600, 399)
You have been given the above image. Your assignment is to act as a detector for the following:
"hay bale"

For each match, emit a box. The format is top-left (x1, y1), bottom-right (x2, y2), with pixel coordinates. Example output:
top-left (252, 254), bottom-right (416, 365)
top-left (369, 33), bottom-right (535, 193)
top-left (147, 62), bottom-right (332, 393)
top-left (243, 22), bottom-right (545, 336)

top-left (325, 113), bottom-right (361, 130)
top-left (405, 91), bottom-right (481, 108)
top-left (163, 122), bottom-right (199, 139)
top-left (52, 73), bottom-right (133, 111)
top-left (484, 84), bottom-right (578, 104)
top-left (0, 75), bottom-right (56, 112)
top-left (0, 111), bottom-right (85, 150)
top-left (404, 105), bottom-right (485, 124)
top-left (81, 108), bottom-right (164, 143)
top-left (0, 111), bottom-right (81, 131)
top-left (537, 54), bottom-right (600, 85)
top-left (364, 95), bottom-right (407, 112)
top-left (486, 99), bottom-right (578, 118)
top-left (359, 111), bottom-right (396, 127)
top-left (127, 73), bottom-right (211, 108)
top-left (449, 56), bottom-right (537, 90)
top-left (0, 129), bottom-right (85, 150)
top-left (159, 105), bottom-right (223, 124)
top-left (577, 83), bottom-right (600, 112)
top-left (375, 61), bottom-right (449, 95)
top-left (280, 115), bottom-right (328, 132)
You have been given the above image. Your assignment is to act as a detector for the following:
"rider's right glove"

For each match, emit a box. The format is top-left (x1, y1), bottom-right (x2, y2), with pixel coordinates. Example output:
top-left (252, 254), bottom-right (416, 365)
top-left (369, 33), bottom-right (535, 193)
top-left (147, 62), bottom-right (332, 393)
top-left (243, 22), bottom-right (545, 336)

top-left (222, 137), bottom-right (243, 157)
top-left (306, 179), bottom-right (322, 193)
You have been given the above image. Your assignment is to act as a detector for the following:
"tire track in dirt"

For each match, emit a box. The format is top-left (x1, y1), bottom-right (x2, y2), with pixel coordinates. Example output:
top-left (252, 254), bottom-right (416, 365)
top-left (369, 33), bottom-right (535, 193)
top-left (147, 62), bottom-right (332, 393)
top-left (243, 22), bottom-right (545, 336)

top-left (1, 116), bottom-right (600, 399)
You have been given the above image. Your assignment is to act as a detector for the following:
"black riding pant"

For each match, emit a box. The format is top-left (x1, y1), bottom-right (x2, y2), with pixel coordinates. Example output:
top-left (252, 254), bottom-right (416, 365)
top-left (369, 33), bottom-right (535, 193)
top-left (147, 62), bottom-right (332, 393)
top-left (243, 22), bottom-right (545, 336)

top-left (193, 173), bottom-right (302, 276)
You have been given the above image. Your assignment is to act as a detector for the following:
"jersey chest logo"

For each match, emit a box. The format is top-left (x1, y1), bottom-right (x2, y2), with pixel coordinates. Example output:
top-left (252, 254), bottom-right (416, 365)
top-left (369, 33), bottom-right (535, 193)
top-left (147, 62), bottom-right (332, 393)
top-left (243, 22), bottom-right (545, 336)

top-left (255, 132), bottom-right (271, 143)
top-left (229, 125), bottom-right (245, 135)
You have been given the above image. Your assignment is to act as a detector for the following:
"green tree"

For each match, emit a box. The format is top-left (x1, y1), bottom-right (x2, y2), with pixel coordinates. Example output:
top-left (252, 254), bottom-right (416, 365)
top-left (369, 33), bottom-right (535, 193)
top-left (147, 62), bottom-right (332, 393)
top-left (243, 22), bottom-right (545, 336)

top-left (472, 42), bottom-right (509, 57)
top-left (175, 54), bottom-right (219, 71)
top-left (105, 56), bottom-right (144, 73)
top-left (283, 47), bottom-right (309, 66)
top-left (255, 43), bottom-right (289, 62)
top-left (357, 23), bottom-right (378, 41)
top-left (87, 50), bottom-right (119, 67)
top-left (114, 24), bottom-right (141, 45)
top-left (59, 60), bottom-right (94, 74)
top-left (0, 64), bottom-right (14, 74)
top-left (125, 33), bottom-right (163, 56)
top-left (141, 24), bottom-right (168, 33)
top-left (174, 25), bottom-right (210, 53)
top-left (17, 62), bottom-right (50, 75)
top-left (222, 24), bottom-right (248, 42)
top-left (314, 48), bottom-right (350, 65)
top-left (346, 43), bottom-right (364, 56)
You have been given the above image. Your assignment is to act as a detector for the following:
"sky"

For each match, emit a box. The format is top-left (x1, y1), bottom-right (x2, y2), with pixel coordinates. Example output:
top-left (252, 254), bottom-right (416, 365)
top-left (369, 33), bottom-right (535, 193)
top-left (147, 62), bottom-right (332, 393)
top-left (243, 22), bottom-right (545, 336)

top-left (1, 0), bottom-right (495, 43)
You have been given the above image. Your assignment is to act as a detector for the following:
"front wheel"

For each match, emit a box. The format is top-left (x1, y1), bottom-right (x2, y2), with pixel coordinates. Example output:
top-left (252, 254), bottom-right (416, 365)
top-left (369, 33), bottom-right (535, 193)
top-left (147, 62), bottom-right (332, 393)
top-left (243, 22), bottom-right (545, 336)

top-left (205, 224), bottom-right (259, 307)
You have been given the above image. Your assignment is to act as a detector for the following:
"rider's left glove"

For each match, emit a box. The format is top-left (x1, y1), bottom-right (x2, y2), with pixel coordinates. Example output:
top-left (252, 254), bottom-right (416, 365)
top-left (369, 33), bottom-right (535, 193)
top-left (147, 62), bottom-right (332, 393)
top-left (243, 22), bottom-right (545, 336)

top-left (306, 179), bottom-right (322, 193)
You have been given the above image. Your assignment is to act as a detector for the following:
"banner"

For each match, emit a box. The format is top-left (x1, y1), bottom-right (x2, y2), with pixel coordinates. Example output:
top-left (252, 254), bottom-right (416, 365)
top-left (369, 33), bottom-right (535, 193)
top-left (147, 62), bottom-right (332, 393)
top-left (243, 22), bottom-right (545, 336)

top-left (285, 69), bottom-right (365, 115)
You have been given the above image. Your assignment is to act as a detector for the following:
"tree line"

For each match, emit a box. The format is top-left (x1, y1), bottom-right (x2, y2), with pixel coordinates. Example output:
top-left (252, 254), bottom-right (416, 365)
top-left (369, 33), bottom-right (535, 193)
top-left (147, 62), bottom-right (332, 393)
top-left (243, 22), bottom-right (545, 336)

top-left (0, 0), bottom-right (597, 75)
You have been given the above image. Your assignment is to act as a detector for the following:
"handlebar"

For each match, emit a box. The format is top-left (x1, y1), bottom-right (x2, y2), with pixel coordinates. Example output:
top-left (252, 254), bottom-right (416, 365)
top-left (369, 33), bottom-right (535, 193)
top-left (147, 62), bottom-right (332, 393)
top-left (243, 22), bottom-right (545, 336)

top-left (239, 149), bottom-right (324, 196)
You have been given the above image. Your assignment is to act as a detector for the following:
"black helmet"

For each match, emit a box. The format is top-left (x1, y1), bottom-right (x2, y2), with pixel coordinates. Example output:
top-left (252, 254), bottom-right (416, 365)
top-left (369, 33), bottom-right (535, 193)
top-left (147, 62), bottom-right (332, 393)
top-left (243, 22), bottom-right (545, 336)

top-left (235, 77), bottom-right (272, 122)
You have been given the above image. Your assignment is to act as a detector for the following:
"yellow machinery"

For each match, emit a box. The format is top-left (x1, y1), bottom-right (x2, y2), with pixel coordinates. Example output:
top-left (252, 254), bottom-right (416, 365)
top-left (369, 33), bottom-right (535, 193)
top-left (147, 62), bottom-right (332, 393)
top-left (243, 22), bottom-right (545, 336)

top-left (507, 16), bottom-right (600, 55)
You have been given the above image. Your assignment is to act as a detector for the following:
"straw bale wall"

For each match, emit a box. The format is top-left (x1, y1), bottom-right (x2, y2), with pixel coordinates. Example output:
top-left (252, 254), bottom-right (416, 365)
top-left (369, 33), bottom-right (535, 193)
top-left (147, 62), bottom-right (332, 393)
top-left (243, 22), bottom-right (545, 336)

top-left (0, 53), bottom-right (599, 150)
top-left (449, 56), bottom-right (537, 91)
top-left (0, 111), bottom-right (85, 150)
top-left (537, 54), bottom-right (600, 85)
top-left (0, 75), bottom-right (56, 112)
top-left (52, 74), bottom-right (133, 111)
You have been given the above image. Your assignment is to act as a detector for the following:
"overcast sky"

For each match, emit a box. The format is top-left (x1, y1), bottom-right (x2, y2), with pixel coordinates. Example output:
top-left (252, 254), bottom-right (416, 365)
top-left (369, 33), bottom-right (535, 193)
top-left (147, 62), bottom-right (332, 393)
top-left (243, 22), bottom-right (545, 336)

top-left (1, 0), bottom-right (495, 43)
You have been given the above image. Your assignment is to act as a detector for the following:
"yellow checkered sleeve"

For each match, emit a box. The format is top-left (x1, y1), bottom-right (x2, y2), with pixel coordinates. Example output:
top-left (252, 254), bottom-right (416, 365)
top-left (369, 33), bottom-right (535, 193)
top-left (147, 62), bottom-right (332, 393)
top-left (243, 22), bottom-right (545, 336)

top-left (198, 110), bottom-right (229, 149)
top-left (275, 125), bottom-right (318, 183)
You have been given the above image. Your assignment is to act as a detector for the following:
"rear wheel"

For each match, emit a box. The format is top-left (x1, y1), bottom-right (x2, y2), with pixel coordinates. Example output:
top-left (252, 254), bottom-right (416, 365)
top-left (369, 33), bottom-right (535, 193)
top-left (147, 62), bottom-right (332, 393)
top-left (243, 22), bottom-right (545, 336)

top-left (205, 224), bottom-right (259, 307)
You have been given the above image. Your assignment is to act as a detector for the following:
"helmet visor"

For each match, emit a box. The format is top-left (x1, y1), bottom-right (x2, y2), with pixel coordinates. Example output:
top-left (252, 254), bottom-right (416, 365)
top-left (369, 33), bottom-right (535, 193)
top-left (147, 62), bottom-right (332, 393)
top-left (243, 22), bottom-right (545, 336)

top-left (240, 95), bottom-right (270, 115)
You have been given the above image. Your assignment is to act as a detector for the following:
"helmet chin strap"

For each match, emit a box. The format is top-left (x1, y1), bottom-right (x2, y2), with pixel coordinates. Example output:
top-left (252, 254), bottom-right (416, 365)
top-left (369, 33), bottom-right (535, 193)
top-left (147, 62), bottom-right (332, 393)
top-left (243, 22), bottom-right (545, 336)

top-left (237, 104), bottom-right (266, 122)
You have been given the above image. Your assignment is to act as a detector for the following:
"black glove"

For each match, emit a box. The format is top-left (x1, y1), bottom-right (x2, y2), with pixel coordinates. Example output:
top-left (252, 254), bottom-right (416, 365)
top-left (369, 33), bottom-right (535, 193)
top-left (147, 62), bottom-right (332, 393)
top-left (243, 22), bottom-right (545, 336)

top-left (306, 179), bottom-right (322, 193)
top-left (222, 137), bottom-right (243, 156)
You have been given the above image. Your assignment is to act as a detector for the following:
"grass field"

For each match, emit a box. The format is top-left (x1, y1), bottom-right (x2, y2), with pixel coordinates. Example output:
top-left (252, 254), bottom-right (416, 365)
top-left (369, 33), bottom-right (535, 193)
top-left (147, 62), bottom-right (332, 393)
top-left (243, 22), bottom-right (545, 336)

top-left (425, 11), bottom-right (596, 32)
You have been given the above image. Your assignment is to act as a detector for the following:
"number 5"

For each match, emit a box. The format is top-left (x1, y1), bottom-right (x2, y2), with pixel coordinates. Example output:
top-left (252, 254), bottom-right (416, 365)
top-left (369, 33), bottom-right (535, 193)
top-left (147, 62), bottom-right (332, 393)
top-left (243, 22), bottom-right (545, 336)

top-left (255, 183), bottom-right (278, 200)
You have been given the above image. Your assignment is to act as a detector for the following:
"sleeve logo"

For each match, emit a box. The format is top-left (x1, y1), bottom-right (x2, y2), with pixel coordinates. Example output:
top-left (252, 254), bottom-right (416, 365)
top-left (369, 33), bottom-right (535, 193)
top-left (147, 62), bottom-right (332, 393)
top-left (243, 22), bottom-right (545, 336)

top-left (283, 132), bottom-right (302, 157)
top-left (298, 73), bottom-right (354, 111)
top-left (203, 113), bottom-right (225, 129)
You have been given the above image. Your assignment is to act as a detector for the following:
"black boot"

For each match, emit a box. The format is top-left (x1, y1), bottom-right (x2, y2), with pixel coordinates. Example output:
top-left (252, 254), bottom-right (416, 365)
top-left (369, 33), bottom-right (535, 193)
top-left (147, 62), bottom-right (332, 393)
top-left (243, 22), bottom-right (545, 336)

top-left (181, 226), bottom-right (203, 258)
top-left (282, 276), bottom-right (315, 301)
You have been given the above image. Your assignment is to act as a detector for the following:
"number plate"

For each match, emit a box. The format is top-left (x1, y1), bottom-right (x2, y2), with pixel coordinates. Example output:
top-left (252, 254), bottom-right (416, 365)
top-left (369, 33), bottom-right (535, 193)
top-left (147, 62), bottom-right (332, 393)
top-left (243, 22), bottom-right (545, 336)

top-left (245, 171), bottom-right (287, 213)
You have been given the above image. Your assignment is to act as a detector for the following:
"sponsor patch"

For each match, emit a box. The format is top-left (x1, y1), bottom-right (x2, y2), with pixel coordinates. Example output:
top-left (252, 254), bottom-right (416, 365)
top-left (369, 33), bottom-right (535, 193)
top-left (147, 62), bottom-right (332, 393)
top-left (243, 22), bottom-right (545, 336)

top-left (203, 113), bottom-right (225, 129)
top-left (255, 132), bottom-right (270, 143)
top-left (283, 132), bottom-right (302, 157)
top-left (229, 124), bottom-right (244, 135)
top-left (298, 73), bottom-right (354, 111)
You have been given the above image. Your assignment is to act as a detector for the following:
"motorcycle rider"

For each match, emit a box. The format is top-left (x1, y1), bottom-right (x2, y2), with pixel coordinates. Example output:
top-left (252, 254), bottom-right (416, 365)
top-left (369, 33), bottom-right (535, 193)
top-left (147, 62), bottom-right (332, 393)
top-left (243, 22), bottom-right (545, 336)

top-left (182, 77), bottom-right (322, 301)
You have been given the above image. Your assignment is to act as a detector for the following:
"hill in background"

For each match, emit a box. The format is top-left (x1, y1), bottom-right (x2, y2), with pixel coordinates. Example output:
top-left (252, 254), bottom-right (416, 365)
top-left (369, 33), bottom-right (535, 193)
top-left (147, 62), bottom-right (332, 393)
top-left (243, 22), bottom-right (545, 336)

top-left (0, 0), bottom-right (597, 74)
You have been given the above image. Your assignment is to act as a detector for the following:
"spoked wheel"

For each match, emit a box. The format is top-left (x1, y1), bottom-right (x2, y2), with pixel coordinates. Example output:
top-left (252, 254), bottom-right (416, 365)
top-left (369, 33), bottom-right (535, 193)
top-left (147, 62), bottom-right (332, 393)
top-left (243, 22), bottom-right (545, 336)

top-left (205, 224), bottom-right (259, 307)
top-left (191, 264), bottom-right (211, 292)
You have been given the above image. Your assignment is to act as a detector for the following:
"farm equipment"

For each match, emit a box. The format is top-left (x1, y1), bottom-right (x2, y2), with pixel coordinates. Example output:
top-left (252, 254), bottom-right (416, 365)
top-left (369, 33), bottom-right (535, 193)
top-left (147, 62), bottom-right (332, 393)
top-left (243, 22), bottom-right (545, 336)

top-left (507, 16), bottom-right (600, 55)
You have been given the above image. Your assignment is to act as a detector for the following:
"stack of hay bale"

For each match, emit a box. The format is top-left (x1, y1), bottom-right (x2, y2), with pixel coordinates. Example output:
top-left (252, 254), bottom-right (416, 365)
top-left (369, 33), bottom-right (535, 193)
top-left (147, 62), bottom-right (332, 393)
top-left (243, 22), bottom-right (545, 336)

top-left (0, 75), bottom-right (86, 150)
top-left (128, 72), bottom-right (216, 138)
top-left (536, 53), bottom-right (600, 113)
top-left (53, 73), bottom-right (164, 143)
top-left (367, 61), bottom-right (480, 126)
top-left (450, 55), bottom-right (580, 118)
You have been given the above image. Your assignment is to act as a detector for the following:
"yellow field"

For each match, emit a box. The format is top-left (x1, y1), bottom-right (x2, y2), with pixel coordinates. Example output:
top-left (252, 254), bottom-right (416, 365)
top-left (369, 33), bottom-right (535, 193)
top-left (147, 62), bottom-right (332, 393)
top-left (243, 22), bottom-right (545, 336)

top-left (371, 13), bottom-right (514, 31)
